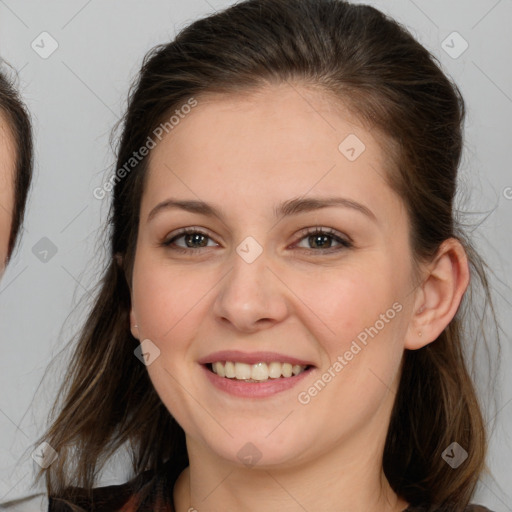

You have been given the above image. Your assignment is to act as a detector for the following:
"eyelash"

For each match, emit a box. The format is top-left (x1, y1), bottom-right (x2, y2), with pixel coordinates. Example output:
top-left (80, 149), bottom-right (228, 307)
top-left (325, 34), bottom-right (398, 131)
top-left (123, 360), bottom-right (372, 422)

top-left (161, 226), bottom-right (353, 255)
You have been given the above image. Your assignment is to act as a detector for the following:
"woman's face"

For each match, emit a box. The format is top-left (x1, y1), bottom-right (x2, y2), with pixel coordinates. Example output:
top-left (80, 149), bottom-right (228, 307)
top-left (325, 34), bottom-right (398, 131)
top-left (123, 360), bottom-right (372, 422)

top-left (130, 84), bottom-right (421, 469)
top-left (0, 115), bottom-right (15, 271)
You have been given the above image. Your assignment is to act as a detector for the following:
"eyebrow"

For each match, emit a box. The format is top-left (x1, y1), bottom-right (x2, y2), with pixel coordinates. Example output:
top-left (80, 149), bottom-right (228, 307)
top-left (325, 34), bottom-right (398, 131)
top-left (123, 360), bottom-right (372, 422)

top-left (147, 196), bottom-right (377, 223)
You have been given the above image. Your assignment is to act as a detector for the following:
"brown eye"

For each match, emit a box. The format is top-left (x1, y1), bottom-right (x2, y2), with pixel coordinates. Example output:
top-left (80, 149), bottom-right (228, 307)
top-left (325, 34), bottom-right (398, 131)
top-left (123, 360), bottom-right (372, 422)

top-left (161, 226), bottom-right (352, 256)
top-left (294, 227), bottom-right (352, 253)
top-left (162, 228), bottom-right (218, 253)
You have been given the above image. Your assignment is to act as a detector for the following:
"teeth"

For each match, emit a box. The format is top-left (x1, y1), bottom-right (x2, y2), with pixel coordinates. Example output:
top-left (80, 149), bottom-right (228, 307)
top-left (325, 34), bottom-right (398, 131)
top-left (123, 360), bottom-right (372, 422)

top-left (292, 364), bottom-right (302, 376)
top-left (235, 362), bottom-right (251, 380)
top-left (212, 362), bottom-right (225, 377)
top-left (210, 361), bottom-right (308, 381)
top-left (251, 362), bottom-right (269, 381)
top-left (282, 363), bottom-right (292, 378)
top-left (268, 361), bottom-right (282, 379)
top-left (225, 361), bottom-right (236, 378)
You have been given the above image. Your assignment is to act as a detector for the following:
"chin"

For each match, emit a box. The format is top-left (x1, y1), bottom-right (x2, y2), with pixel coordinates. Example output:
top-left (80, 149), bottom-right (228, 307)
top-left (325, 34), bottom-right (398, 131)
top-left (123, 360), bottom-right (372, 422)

top-left (201, 426), bottom-right (309, 470)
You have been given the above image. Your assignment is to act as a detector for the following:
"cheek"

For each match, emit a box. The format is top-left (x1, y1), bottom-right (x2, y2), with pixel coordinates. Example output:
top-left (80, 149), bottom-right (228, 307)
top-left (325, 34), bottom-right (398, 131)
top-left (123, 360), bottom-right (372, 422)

top-left (132, 250), bottom-right (408, 360)
top-left (131, 259), bottom-right (213, 431)
top-left (302, 264), bottom-right (403, 348)
top-left (298, 267), bottom-right (406, 419)
top-left (132, 258), bottom-right (213, 343)
top-left (302, 264), bottom-right (408, 413)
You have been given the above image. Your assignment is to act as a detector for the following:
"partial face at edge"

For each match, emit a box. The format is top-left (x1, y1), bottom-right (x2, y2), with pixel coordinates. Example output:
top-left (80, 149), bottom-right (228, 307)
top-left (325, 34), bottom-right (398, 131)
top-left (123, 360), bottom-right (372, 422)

top-left (0, 114), bottom-right (16, 273)
top-left (128, 83), bottom-right (421, 469)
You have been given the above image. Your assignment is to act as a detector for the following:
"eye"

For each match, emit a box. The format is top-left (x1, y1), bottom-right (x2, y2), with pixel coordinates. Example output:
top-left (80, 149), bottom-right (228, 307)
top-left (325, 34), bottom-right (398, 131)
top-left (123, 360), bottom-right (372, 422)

top-left (161, 226), bottom-right (353, 255)
top-left (162, 228), bottom-right (218, 253)
top-left (293, 227), bottom-right (353, 253)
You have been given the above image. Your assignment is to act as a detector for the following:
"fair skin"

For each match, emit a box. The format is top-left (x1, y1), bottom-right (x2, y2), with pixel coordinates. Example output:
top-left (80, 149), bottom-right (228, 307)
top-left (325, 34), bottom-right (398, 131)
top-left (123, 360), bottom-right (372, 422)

top-left (0, 113), bottom-right (15, 275)
top-left (128, 83), bottom-right (469, 512)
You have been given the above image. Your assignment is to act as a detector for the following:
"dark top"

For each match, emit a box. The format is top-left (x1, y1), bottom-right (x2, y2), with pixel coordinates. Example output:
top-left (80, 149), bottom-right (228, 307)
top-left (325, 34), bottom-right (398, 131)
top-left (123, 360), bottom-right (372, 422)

top-left (48, 459), bottom-right (494, 512)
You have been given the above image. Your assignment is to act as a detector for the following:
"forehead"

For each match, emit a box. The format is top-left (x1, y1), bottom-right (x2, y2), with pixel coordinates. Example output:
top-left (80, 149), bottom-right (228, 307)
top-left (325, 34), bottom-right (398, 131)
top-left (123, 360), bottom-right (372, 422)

top-left (153, 84), bottom-right (373, 161)
top-left (142, 83), bottom-right (401, 221)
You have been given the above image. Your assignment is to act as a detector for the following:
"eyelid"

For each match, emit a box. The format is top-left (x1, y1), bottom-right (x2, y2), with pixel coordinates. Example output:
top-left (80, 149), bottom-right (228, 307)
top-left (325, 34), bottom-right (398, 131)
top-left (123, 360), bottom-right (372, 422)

top-left (162, 225), bottom-right (353, 254)
top-left (162, 227), bottom-right (218, 248)
top-left (294, 226), bottom-right (353, 245)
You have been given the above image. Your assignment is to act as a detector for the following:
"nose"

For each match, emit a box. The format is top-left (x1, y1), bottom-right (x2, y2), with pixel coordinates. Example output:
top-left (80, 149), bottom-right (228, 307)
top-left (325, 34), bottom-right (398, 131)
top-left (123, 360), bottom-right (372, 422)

top-left (212, 243), bottom-right (289, 333)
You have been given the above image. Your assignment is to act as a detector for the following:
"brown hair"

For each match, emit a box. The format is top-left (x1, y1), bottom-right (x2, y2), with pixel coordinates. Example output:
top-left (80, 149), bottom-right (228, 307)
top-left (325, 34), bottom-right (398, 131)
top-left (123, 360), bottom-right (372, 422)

top-left (35, 0), bottom-right (500, 510)
top-left (0, 64), bottom-right (33, 260)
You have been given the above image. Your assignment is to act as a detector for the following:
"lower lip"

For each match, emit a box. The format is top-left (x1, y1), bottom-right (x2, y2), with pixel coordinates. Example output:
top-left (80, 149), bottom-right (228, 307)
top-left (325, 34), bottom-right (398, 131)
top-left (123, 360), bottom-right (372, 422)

top-left (201, 364), bottom-right (314, 398)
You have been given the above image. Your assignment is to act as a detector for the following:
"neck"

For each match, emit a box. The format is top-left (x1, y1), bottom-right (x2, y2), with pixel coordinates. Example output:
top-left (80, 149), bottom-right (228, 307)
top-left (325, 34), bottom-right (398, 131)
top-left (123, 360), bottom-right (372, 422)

top-left (173, 427), bottom-right (409, 512)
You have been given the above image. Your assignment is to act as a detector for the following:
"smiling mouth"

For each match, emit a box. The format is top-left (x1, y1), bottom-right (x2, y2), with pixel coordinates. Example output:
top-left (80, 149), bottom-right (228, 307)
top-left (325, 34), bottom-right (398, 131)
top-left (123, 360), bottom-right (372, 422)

top-left (206, 361), bottom-right (311, 382)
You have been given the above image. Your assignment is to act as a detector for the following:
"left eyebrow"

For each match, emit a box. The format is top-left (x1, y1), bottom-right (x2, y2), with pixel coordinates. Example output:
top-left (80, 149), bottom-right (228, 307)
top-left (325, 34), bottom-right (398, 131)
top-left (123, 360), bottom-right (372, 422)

top-left (146, 195), bottom-right (377, 223)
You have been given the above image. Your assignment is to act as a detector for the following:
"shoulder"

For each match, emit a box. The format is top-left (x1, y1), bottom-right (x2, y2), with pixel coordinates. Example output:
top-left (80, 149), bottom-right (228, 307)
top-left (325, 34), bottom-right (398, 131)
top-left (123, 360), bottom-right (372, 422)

top-left (47, 459), bottom-right (183, 512)
top-left (48, 466), bottom-right (156, 512)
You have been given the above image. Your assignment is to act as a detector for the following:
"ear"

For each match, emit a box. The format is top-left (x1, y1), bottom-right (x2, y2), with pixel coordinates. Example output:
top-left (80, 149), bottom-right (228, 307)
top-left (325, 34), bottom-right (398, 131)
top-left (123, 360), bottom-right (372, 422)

top-left (115, 252), bottom-right (138, 338)
top-left (405, 238), bottom-right (470, 350)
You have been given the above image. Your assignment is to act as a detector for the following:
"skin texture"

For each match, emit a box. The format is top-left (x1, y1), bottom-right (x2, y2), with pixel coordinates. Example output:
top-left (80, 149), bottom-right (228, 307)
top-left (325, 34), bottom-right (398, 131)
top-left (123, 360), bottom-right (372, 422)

top-left (129, 83), bottom-right (469, 512)
top-left (0, 114), bottom-right (15, 274)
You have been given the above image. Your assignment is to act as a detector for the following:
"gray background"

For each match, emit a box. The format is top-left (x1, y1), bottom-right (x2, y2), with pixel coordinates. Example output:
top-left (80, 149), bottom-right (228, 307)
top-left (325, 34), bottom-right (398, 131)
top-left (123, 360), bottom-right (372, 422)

top-left (0, 0), bottom-right (510, 510)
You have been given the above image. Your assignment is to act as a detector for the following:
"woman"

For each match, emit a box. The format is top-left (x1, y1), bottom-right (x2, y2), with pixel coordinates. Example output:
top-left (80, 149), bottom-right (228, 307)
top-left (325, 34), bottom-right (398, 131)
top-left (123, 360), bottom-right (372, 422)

top-left (0, 67), bottom-right (32, 272)
top-left (37, 0), bottom-right (499, 510)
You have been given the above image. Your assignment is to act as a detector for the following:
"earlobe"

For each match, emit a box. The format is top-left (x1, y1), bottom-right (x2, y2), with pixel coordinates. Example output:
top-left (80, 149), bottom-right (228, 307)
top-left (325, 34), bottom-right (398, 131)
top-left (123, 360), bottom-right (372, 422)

top-left (130, 309), bottom-right (139, 339)
top-left (405, 238), bottom-right (470, 350)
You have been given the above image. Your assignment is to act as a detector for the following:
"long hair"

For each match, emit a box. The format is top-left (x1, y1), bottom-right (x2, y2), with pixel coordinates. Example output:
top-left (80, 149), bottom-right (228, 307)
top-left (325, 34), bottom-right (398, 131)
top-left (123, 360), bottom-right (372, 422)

top-left (35, 1), bottom-right (500, 510)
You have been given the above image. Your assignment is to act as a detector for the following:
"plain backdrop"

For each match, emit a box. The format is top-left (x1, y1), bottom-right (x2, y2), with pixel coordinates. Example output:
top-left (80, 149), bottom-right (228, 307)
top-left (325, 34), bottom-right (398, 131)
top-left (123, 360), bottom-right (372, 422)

top-left (0, 0), bottom-right (510, 510)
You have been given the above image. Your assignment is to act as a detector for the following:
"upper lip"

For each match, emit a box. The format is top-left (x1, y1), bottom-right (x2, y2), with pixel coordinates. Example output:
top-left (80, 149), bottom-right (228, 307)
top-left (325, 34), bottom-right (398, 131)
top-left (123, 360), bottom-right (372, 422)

top-left (198, 350), bottom-right (315, 367)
